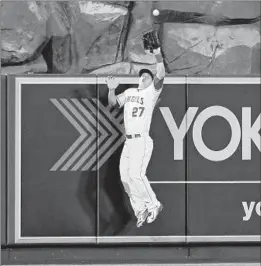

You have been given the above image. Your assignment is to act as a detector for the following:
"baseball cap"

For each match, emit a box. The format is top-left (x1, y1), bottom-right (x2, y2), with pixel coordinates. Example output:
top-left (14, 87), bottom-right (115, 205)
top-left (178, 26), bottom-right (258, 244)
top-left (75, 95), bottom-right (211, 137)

top-left (139, 69), bottom-right (154, 80)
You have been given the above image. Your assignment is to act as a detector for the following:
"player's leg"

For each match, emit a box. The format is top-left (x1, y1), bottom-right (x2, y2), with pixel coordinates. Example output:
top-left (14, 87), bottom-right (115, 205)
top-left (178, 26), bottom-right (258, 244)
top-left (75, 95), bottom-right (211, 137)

top-left (119, 141), bottom-right (147, 218)
top-left (141, 137), bottom-right (163, 223)
top-left (140, 137), bottom-right (161, 212)
top-left (128, 137), bottom-right (159, 211)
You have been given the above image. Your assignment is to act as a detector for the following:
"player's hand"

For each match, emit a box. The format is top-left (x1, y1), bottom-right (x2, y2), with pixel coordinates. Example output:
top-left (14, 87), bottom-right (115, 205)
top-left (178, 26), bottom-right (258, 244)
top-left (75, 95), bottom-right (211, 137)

top-left (106, 76), bottom-right (119, 90)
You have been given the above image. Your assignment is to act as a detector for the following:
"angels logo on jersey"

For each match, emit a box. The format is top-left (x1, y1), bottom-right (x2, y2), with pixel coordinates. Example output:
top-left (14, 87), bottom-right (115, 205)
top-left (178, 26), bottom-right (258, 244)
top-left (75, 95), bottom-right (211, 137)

top-left (125, 96), bottom-right (144, 105)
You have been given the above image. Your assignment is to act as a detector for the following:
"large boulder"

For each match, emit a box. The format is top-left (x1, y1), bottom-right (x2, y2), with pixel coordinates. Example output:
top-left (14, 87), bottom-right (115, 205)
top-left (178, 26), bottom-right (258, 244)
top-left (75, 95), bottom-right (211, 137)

top-left (82, 15), bottom-right (129, 72)
top-left (162, 22), bottom-right (260, 75)
top-left (45, 1), bottom-right (79, 38)
top-left (155, 1), bottom-right (260, 19)
top-left (204, 23), bottom-right (260, 75)
top-left (162, 23), bottom-right (216, 74)
top-left (155, 2), bottom-right (214, 14)
top-left (42, 35), bottom-right (72, 73)
top-left (210, 1), bottom-right (260, 19)
top-left (1, 1), bottom-right (48, 65)
top-left (214, 24), bottom-right (260, 58)
top-left (79, 1), bottom-right (128, 24)
top-left (202, 46), bottom-right (252, 75)
top-left (1, 55), bottom-right (47, 74)
top-left (59, 1), bottom-right (129, 73)
top-left (1, 1), bottom-right (129, 73)
top-left (40, 1), bottom-right (80, 73)
top-left (1, 1), bottom-right (80, 71)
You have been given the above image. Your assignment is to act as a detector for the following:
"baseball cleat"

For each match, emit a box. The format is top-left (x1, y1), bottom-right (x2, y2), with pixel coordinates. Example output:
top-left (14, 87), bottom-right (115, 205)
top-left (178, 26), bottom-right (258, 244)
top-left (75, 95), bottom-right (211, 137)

top-left (147, 203), bottom-right (163, 224)
top-left (136, 209), bottom-right (149, 228)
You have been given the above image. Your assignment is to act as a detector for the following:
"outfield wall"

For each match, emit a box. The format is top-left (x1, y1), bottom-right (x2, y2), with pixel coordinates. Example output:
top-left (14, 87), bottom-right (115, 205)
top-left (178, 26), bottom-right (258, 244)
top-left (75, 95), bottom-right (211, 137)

top-left (1, 75), bottom-right (260, 247)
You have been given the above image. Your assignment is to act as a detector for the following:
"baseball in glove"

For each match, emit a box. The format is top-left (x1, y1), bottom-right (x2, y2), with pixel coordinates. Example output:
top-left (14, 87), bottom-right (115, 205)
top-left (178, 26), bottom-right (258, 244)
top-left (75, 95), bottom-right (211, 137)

top-left (142, 30), bottom-right (161, 54)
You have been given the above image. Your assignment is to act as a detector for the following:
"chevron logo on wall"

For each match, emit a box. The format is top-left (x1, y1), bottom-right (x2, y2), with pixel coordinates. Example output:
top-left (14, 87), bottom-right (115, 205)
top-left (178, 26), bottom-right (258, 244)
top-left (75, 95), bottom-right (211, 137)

top-left (50, 98), bottom-right (125, 171)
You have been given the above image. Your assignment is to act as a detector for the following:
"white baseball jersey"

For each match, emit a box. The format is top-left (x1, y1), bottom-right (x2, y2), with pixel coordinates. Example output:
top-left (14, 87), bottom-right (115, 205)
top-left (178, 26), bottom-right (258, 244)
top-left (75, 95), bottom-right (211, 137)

top-left (116, 83), bottom-right (162, 135)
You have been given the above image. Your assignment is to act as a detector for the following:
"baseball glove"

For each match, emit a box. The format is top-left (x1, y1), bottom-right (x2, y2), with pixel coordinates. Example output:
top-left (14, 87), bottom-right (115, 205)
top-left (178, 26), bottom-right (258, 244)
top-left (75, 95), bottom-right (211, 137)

top-left (142, 30), bottom-right (161, 54)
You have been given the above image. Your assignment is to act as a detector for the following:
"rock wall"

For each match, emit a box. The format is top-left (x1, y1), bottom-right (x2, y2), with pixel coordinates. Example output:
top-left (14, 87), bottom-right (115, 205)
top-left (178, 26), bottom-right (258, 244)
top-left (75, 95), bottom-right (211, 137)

top-left (1, 1), bottom-right (260, 75)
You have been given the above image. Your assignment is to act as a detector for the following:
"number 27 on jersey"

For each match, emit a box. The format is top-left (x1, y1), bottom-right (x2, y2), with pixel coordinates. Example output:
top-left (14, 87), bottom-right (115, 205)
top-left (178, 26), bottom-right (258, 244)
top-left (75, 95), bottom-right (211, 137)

top-left (132, 107), bottom-right (145, 117)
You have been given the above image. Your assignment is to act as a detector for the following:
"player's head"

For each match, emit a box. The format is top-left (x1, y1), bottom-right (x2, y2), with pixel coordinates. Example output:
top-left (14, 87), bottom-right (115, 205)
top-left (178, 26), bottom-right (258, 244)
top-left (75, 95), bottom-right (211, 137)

top-left (138, 69), bottom-right (154, 89)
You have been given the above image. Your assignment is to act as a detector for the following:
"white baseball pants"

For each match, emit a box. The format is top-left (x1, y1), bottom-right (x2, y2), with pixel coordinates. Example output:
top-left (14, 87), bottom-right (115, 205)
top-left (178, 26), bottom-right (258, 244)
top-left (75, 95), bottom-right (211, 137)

top-left (119, 135), bottom-right (160, 217)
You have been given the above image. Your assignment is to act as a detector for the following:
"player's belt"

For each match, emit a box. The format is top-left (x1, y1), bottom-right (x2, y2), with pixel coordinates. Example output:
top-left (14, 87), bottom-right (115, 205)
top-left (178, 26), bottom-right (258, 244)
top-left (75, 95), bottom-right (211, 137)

top-left (126, 134), bottom-right (141, 139)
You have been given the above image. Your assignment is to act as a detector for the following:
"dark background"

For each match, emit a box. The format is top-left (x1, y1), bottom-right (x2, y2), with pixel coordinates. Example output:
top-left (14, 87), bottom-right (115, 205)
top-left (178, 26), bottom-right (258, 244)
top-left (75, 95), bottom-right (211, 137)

top-left (21, 84), bottom-right (97, 237)
top-left (187, 84), bottom-right (261, 236)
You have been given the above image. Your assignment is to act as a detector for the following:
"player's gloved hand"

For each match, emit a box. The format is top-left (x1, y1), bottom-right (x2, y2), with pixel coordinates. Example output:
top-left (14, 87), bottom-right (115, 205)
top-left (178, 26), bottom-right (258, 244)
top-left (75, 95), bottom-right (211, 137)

top-left (106, 76), bottom-right (119, 90)
top-left (143, 30), bottom-right (161, 55)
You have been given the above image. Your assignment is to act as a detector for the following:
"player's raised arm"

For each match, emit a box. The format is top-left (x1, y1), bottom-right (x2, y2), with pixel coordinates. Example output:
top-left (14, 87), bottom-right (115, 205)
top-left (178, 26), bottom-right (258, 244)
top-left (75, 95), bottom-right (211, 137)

top-left (153, 48), bottom-right (165, 91)
top-left (106, 76), bottom-right (120, 107)
top-left (143, 31), bottom-right (165, 91)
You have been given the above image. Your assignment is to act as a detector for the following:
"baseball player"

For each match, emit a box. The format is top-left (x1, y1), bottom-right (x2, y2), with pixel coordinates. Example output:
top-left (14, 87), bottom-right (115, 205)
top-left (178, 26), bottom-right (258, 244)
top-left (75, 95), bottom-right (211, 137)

top-left (106, 33), bottom-right (165, 228)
